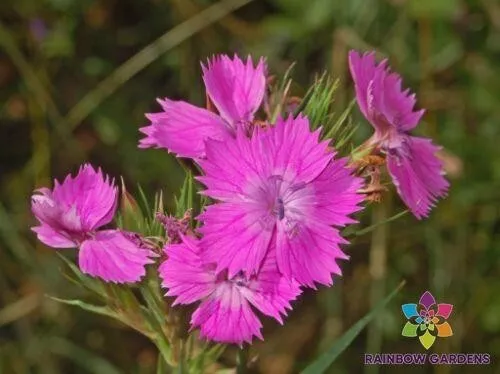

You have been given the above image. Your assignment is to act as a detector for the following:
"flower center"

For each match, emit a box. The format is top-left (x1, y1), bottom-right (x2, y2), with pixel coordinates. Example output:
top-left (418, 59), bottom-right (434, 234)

top-left (246, 174), bottom-right (310, 236)
top-left (266, 175), bottom-right (308, 221)
top-left (215, 269), bottom-right (249, 288)
top-left (275, 197), bottom-right (285, 220)
top-left (232, 275), bottom-right (247, 287)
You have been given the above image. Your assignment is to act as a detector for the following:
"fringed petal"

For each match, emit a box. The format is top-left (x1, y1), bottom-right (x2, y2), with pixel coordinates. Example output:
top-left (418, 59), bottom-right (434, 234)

top-left (79, 230), bottom-right (155, 283)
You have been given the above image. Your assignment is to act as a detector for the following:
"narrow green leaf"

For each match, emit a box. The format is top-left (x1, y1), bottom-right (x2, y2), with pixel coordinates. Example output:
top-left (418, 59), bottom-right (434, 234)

top-left (300, 73), bottom-right (339, 131)
top-left (301, 281), bottom-right (406, 374)
top-left (56, 253), bottom-right (107, 298)
top-left (270, 79), bottom-right (292, 123)
top-left (139, 275), bottom-right (171, 348)
top-left (157, 189), bottom-right (164, 214)
top-left (323, 99), bottom-right (355, 140)
top-left (205, 344), bottom-right (226, 361)
top-left (190, 343), bottom-right (226, 374)
top-left (266, 62), bottom-right (295, 122)
top-left (187, 171), bottom-right (194, 212)
top-left (175, 171), bottom-right (194, 217)
top-left (49, 295), bottom-right (156, 340)
top-left (137, 183), bottom-right (152, 218)
top-left (279, 62), bottom-right (296, 92)
top-left (48, 296), bottom-right (119, 319)
top-left (335, 122), bottom-right (358, 151)
top-left (351, 210), bottom-right (409, 238)
top-left (298, 73), bottom-right (357, 154)
top-left (146, 189), bottom-right (165, 237)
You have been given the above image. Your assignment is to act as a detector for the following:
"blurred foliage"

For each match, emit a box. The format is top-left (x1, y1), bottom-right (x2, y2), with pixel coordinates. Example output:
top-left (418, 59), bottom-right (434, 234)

top-left (1, 0), bottom-right (500, 373)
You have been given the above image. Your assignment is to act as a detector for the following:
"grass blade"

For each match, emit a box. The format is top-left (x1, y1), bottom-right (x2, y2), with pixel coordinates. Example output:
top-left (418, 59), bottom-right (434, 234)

top-left (64, 0), bottom-right (255, 131)
top-left (301, 280), bottom-right (406, 374)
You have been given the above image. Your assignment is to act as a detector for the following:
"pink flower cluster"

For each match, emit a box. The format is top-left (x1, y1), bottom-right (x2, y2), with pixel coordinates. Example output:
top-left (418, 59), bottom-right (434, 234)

top-left (31, 51), bottom-right (449, 346)
top-left (141, 54), bottom-right (364, 344)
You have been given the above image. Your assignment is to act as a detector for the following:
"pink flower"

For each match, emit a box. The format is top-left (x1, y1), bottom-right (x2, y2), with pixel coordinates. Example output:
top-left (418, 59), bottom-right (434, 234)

top-left (159, 234), bottom-right (301, 345)
top-left (196, 115), bottom-right (364, 288)
top-left (139, 54), bottom-right (266, 159)
top-left (348, 51), bottom-right (449, 219)
top-left (31, 164), bottom-right (155, 283)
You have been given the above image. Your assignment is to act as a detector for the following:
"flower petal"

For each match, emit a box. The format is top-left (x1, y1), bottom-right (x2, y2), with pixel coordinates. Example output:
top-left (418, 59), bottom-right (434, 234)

top-left (241, 247), bottom-right (301, 323)
top-left (348, 50), bottom-right (424, 132)
top-left (159, 234), bottom-right (216, 305)
top-left (31, 224), bottom-right (78, 248)
top-left (268, 115), bottom-right (333, 184)
top-left (348, 50), bottom-right (379, 121)
top-left (31, 188), bottom-right (83, 242)
top-left (198, 115), bottom-right (362, 283)
top-left (52, 164), bottom-right (118, 231)
top-left (276, 219), bottom-right (349, 288)
top-left (387, 136), bottom-right (449, 219)
top-left (306, 158), bottom-right (364, 226)
top-left (198, 202), bottom-right (274, 277)
top-left (202, 54), bottom-right (266, 127)
top-left (139, 98), bottom-right (231, 159)
top-left (160, 235), bottom-right (300, 344)
top-left (79, 230), bottom-right (155, 283)
top-left (31, 164), bottom-right (117, 245)
top-left (191, 296), bottom-right (263, 346)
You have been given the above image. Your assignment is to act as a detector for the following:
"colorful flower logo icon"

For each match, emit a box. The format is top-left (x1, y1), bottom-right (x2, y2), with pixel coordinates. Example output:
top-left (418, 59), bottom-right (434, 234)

top-left (401, 291), bottom-right (453, 349)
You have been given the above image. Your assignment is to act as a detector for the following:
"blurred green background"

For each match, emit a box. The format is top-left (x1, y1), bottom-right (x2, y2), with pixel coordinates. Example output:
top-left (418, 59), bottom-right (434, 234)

top-left (1, 0), bottom-right (499, 373)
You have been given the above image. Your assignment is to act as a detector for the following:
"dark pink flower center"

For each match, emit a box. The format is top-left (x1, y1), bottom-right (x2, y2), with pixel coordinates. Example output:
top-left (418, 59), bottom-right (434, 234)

top-left (368, 114), bottom-right (411, 165)
top-left (245, 174), bottom-right (312, 240)
top-left (275, 197), bottom-right (285, 220)
top-left (269, 176), bottom-right (306, 212)
top-left (215, 269), bottom-right (250, 288)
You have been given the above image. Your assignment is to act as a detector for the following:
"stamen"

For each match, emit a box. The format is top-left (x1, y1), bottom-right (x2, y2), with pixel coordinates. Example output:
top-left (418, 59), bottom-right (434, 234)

top-left (276, 197), bottom-right (285, 220)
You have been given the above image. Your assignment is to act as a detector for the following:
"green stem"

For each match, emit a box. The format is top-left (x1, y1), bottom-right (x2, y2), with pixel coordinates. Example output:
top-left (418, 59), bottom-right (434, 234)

top-left (236, 347), bottom-right (249, 374)
top-left (155, 337), bottom-right (174, 371)
top-left (352, 209), bottom-right (408, 238)
top-left (177, 339), bottom-right (186, 374)
top-left (156, 353), bottom-right (167, 374)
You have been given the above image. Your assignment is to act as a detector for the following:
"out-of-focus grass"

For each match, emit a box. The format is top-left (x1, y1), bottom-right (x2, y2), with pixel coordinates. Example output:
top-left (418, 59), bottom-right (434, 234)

top-left (1, 0), bottom-right (500, 373)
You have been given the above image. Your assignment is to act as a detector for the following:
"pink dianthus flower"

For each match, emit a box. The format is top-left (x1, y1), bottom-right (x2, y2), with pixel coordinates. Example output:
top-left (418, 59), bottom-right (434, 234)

top-left (31, 164), bottom-right (155, 283)
top-left (349, 51), bottom-right (449, 218)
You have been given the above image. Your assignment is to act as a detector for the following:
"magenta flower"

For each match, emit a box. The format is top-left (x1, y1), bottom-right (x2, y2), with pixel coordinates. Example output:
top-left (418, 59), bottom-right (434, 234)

top-left (139, 54), bottom-right (266, 159)
top-left (196, 115), bottom-right (364, 288)
top-left (159, 234), bottom-right (301, 345)
top-left (31, 164), bottom-right (155, 283)
top-left (348, 51), bottom-right (449, 219)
